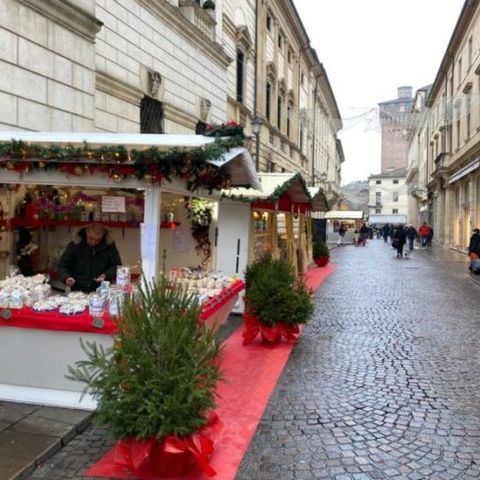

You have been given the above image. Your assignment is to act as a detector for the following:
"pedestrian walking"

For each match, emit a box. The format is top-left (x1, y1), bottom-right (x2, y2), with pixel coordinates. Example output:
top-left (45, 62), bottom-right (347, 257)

top-left (418, 222), bottom-right (431, 248)
top-left (337, 224), bottom-right (346, 246)
top-left (405, 224), bottom-right (417, 252)
top-left (468, 228), bottom-right (480, 271)
top-left (392, 224), bottom-right (407, 259)
top-left (427, 225), bottom-right (434, 246)
top-left (352, 228), bottom-right (360, 246)
top-left (382, 223), bottom-right (389, 243)
top-left (359, 223), bottom-right (369, 246)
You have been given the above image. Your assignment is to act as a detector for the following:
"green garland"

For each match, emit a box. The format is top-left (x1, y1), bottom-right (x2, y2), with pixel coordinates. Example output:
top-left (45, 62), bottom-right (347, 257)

top-left (221, 172), bottom-right (313, 203)
top-left (0, 136), bottom-right (244, 193)
top-left (186, 198), bottom-right (214, 266)
top-left (269, 173), bottom-right (313, 201)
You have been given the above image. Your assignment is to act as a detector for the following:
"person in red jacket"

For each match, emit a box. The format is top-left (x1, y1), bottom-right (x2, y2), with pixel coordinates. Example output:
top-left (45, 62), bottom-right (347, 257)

top-left (418, 222), bottom-right (431, 248)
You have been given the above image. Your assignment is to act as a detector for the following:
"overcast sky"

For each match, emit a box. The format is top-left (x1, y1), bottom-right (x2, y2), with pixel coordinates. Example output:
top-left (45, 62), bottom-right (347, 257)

top-left (293, 0), bottom-right (466, 185)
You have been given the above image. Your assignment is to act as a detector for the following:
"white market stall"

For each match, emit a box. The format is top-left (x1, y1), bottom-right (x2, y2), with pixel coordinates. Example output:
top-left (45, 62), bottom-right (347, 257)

top-left (0, 131), bottom-right (260, 409)
top-left (216, 173), bottom-right (321, 312)
top-left (324, 210), bottom-right (365, 244)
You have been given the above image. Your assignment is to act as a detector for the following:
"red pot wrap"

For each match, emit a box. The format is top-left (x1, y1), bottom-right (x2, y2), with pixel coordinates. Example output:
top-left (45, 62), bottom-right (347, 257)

top-left (111, 413), bottom-right (219, 478)
top-left (242, 311), bottom-right (300, 345)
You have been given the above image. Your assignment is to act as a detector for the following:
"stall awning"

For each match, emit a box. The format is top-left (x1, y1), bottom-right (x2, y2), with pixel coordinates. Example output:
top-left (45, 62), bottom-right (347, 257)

top-left (368, 214), bottom-right (406, 225)
top-left (209, 146), bottom-right (261, 190)
top-left (307, 187), bottom-right (330, 212)
top-left (0, 132), bottom-right (261, 190)
top-left (324, 210), bottom-right (364, 220)
top-left (221, 173), bottom-right (312, 212)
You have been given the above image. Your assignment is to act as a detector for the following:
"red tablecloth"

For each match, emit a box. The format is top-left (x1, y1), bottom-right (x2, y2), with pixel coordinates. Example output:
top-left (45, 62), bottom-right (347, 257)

top-left (0, 280), bottom-right (245, 335)
top-left (0, 307), bottom-right (118, 334)
top-left (199, 280), bottom-right (244, 321)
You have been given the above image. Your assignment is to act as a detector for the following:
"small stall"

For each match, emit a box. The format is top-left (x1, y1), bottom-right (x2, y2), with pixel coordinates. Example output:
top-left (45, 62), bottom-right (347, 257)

top-left (216, 173), bottom-right (316, 312)
top-left (324, 210), bottom-right (365, 244)
top-left (0, 131), bottom-right (260, 409)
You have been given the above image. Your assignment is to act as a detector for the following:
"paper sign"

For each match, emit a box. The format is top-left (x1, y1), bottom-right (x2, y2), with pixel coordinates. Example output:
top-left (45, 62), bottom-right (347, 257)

top-left (173, 230), bottom-right (190, 254)
top-left (101, 196), bottom-right (126, 213)
top-left (141, 223), bottom-right (157, 260)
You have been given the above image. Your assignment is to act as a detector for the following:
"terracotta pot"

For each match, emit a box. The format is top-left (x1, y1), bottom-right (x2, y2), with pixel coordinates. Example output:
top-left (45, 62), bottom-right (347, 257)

top-left (314, 256), bottom-right (329, 267)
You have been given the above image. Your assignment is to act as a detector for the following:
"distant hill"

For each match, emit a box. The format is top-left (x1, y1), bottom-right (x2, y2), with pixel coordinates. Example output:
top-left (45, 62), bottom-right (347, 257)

top-left (340, 181), bottom-right (369, 214)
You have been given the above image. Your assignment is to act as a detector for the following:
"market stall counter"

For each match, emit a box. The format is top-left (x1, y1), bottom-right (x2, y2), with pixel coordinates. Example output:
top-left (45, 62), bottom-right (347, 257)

top-left (0, 278), bottom-right (244, 410)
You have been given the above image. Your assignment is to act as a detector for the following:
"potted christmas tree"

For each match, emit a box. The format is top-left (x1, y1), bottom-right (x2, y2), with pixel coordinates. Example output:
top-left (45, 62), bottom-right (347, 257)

top-left (312, 240), bottom-right (330, 267)
top-left (67, 275), bottom-right (222, 478)
top-left (243, 254), bottom-right (313, 345)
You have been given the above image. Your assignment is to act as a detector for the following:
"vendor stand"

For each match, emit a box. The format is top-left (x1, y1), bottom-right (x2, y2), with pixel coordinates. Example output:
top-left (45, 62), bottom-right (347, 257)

top-left (217, 173), bottom-right (318, 312)
top-left (0, 131), bottom-right (260, 409)
top-left (324, 210), bottom-right (365, 244)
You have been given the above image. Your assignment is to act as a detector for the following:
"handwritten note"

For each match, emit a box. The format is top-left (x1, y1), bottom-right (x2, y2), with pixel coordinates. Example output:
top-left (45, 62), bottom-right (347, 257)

top-left (101, 196), bottom-right (126, 213)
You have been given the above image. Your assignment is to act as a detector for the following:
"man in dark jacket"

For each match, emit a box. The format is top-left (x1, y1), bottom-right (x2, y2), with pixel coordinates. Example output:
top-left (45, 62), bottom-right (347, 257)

top-left (58, 224), bottom-right (122, 293)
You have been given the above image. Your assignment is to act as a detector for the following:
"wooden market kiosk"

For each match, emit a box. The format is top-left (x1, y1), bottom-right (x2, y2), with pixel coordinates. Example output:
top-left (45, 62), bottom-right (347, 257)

top-left (216, 173), bottom-right (326, 312)
top-left (0, 131), bottom-right (260, 409)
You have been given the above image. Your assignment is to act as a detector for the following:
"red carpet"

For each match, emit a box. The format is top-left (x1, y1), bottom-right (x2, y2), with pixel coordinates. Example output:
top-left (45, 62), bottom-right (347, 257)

top-left (86, 265), bottom-right (335, 479)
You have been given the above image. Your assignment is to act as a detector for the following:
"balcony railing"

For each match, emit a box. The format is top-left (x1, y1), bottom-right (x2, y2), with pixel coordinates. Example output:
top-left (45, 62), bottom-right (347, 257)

top-left (179, 0), bottom-right (216, 41)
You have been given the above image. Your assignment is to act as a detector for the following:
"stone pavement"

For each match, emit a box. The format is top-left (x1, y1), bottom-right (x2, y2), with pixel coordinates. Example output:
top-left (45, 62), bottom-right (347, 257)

top-left (0, 403), bottom-right (90, 480)
top-left (10, 239), bottom-right (480, 479)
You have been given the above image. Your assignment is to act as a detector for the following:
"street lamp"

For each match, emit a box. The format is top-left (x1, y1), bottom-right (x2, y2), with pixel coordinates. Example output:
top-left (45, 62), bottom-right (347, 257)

top-left (252, 115), bottom-right (261, 171)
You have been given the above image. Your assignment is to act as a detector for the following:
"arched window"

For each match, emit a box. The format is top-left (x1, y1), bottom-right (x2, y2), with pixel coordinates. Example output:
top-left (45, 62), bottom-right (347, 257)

top-left (140, 96), bottom-right (164, 133)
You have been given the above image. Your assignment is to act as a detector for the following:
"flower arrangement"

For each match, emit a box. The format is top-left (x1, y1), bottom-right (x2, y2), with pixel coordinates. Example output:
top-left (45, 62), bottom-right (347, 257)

top-left (186, 198), bottom-right (214, 267)
top-left (205, 121), bottom-right (244, 138)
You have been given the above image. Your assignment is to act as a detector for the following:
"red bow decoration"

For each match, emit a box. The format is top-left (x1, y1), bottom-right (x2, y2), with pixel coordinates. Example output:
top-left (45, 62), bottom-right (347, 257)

top-left (112, 413), bottom-right (220, 478)
top-left (242, 311), bottom-right (299, 345)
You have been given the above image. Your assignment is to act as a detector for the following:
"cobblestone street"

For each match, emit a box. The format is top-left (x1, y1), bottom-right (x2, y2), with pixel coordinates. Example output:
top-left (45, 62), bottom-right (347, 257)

top-left (237, 240), bottom-right (480, 480)
top-left (23, 240), bottom-right (480, 480)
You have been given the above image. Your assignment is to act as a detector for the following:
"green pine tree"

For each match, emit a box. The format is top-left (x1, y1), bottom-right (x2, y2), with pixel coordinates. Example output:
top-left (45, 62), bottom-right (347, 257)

top-left (67, 275), bottom-right (223, 440)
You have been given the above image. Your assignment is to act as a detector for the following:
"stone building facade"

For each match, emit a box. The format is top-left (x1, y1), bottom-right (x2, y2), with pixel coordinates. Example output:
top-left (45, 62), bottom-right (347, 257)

top-left (0, 0), bottom-right (342, 194)
top-left (253, 0), bottom-right (343, 197)
top-left (368, 169), bottom-right (408, 221)
top-left (406, 0), bottom-right (480, 250)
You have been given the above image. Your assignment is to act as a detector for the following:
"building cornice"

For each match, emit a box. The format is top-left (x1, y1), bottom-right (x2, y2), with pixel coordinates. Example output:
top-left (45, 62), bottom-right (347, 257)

top-left (18, 0), bottom-right (102, 42)
top-left (138, 0), bottom-right (232, 68)
top-left (163, 103), bottom-right (198, 130)
top-left (96, 71), bottom-right (144, 105)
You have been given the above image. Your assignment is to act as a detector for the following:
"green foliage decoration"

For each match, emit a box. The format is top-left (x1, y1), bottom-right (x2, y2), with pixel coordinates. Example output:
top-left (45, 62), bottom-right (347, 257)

top-left (67, 276), bottom-right (223, 441)
top-left (0, 135), bottom-right (245, 193)
top-left (186, 198), bottom-right (214, 266)
top-left (245, 254), bottom-right (314, 327)
top-left (312, 240), bottom-right (330, 259)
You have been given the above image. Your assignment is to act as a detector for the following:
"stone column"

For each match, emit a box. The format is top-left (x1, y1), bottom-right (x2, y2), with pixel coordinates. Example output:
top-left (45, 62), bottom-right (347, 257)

top-left (437, 189), bottom-right (445, 244)
top-left (444, 186), bottom-right (454, 246)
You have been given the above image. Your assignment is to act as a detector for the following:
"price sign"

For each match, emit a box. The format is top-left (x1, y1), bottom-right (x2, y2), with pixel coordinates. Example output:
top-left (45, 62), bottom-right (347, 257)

top-left (101, 196), bottom-right (126, 213)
